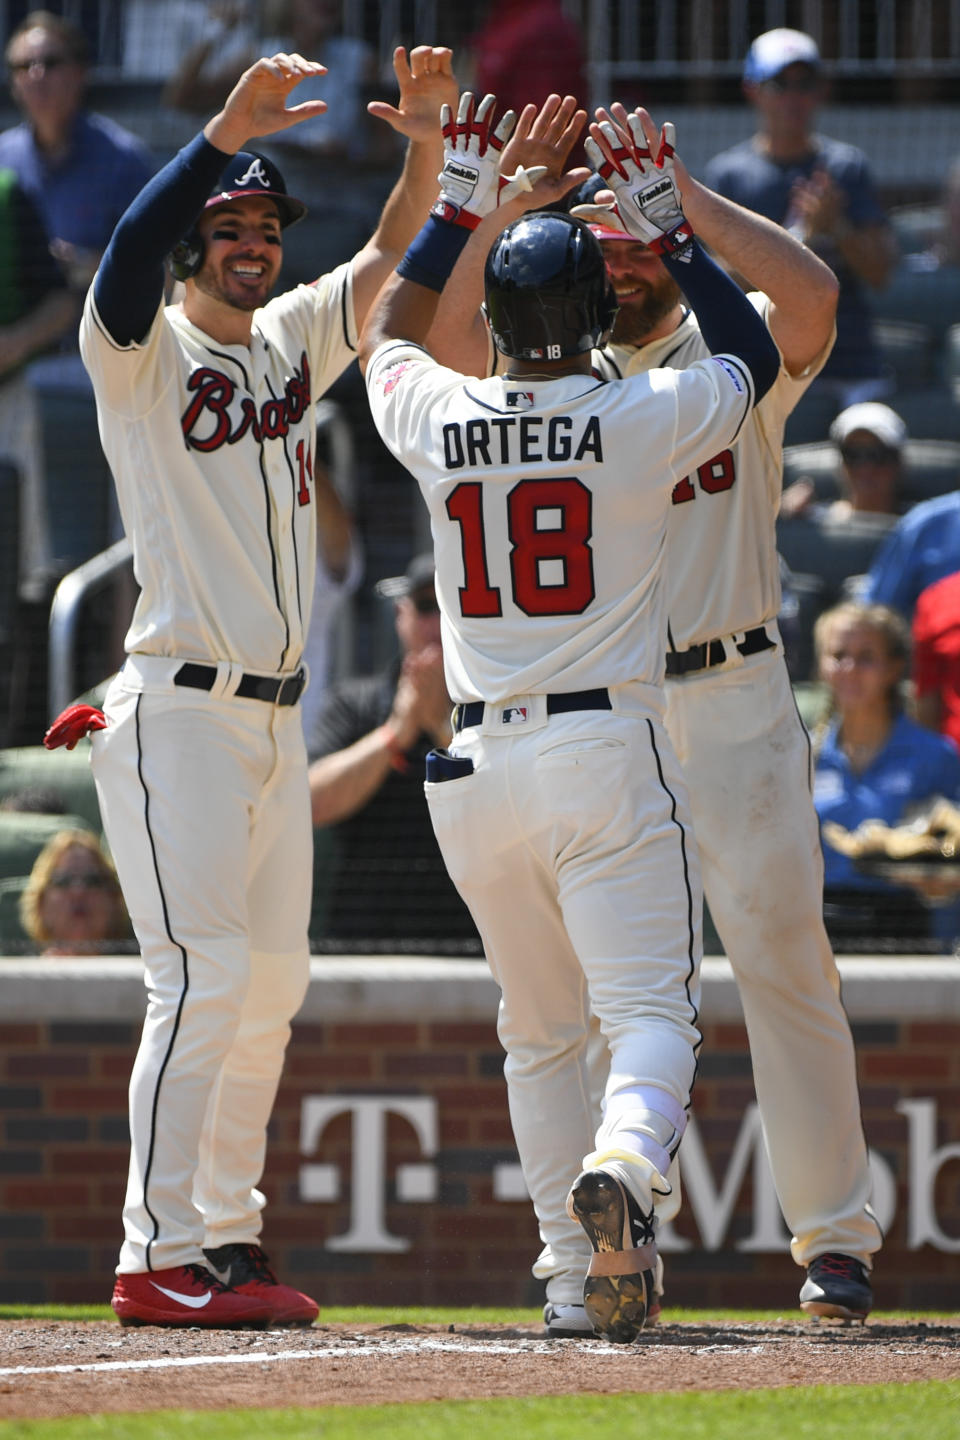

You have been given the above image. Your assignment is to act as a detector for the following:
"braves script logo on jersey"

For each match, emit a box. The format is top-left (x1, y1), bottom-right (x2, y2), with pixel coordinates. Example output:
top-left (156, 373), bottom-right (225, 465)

top-left (181, 353), bottom-right (312, 451)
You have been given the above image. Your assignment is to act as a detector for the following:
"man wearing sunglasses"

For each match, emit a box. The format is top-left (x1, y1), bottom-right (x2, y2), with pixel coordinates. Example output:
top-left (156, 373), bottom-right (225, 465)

top-left (0, 11), bottom-right (154, 298)
top-left (705, 27), bottom-right (896, 408)
top-left (307, 552), bottom-right (479, 949)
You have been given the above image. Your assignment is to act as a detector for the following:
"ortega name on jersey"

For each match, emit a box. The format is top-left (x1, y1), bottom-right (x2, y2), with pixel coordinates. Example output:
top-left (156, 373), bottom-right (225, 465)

top-left (442, 413), bottom-right (603, 470)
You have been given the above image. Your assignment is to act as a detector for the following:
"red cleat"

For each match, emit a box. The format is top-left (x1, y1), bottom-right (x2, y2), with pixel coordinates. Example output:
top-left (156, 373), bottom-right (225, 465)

top-left (111, 1263), bottom-right (271, 1328)
top-left (203, 1243), bottom-right (319, 1327)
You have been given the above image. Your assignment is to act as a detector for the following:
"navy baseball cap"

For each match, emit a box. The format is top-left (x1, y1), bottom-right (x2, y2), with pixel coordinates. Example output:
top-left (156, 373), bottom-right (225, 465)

top-left (205, 151), bottom-right (307, 228)
top-left (743, 28), bottom-right (821, 86)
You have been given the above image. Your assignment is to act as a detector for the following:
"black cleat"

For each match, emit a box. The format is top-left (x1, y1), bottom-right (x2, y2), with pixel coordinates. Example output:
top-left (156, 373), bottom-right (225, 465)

top-left (799, 1252), bottom-right (872, 1320)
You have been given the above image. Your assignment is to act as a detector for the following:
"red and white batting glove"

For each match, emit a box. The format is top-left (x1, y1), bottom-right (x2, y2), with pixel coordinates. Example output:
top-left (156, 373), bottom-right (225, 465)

top-left (432, 92), bottom-right (547, 230)
top-left (43, 703), bottom-right (107, 751)
top-left (584, 114), bottom-right (693, 258)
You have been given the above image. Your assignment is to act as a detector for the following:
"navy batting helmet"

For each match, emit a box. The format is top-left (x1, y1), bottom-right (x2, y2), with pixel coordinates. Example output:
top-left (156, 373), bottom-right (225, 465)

top-left (168, 151), bottom-right (307, 281)
top-left (483, 212), bottom-right (618, 361)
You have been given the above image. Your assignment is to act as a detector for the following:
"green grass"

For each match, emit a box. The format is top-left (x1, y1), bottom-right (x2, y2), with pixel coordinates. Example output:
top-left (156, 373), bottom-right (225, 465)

top-left (0, 1384), bottom-right (958, 1440)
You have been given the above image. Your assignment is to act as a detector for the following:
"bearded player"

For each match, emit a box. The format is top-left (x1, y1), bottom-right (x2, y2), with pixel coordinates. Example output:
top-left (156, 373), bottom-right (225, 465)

top-left (428, 104), bottom-right (882, 1332)
top-left (76, 47), bottom-right (458, 1328)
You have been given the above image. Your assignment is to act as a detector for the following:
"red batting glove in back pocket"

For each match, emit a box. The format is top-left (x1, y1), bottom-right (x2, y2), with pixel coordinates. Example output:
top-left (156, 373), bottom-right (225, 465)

top-left (43, 704), bottom-right (107, 751)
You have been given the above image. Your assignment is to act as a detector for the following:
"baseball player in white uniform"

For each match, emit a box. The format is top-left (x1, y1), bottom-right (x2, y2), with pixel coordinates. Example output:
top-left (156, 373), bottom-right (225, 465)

top-left (75, 47), bottom-right (458, 1328)
top-left (359, 92), bottom-right (780, 1341)
top-left (429, 103), bottom-right (883, 1329)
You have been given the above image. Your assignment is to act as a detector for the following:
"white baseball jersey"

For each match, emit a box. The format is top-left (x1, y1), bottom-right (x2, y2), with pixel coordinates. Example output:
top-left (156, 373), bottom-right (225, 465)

top-left (594, 295), bottom-right (833, 650)
top-left (80, 268), bottom-right (356, 674)
top-left (366, 340), bottom-right (756, 703)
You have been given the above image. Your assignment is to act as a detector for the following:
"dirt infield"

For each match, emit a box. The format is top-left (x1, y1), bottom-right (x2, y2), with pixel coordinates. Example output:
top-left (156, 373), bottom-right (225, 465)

top-left (0, 1318), bottom-right (957, 1419)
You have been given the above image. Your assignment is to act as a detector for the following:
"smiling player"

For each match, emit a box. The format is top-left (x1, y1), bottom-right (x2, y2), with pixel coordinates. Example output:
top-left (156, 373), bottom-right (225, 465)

top-left (77, 45), bottom-right (458, 1329)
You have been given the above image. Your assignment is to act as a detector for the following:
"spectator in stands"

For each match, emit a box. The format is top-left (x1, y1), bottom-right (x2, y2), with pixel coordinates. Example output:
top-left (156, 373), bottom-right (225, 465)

top-left (780, 401), bottom-right (907, 521)
top-left (812, 601), bottom-right (960, 951)
top-left (299, 459), bottom-right (363, 739)
top-left (20, 826), bottom-right (130, 955)
top-left (0, 10), bottom-right (155, 298)
top-left (862, 486), bottom-right (960, 618)
top-left (913, 570), bottom-right (960, 755)
top-left (465, 0), bottom-right (588, 166)
top-left (306, 553), bottom-right (479, 950)
top-left (164, 0), bottom-right (375, 161)
top-left (122, 0), bottom-right (230, 82)
top-left (0, 163), bottom-right (75, 602)
top-left (705, 28), bottom-right (897, 408)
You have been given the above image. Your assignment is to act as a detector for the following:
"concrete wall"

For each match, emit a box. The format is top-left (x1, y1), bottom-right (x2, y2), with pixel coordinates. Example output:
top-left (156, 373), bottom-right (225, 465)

top-left (1, 956), bottom-right (958, 1310)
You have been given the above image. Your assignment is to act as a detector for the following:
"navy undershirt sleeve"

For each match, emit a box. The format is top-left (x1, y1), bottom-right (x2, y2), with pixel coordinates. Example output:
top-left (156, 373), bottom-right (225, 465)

top-left (662, 238), bottom-right (780, 402)
top-left (93, 133), bottom-right (234, 346)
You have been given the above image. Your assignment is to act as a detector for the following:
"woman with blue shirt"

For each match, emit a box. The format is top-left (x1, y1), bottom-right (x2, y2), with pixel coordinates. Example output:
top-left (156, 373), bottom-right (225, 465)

top-left (812, 601), bottom-right (960, 951)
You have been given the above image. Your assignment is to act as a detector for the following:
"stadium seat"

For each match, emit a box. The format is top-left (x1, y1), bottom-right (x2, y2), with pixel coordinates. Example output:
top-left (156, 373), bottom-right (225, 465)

top-left (873, 319), bottom-right (937, 391)
top-left (869, 264), bottom-right (960, 339)
top-left (782, 438), bottom-right (960, 507)
top-left (0, 745), bottom-right (103, 834)
top-left (776, 512), bottom-right (895, 601)
top-left (0, 810), bottom-right (94, 883)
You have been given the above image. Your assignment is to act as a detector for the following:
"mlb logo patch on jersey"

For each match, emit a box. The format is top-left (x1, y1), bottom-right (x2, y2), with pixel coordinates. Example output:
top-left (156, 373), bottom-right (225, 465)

top-left (502, 705), bottom-right (529, 725)
top-left (505, 391), bottom-right (535, 410)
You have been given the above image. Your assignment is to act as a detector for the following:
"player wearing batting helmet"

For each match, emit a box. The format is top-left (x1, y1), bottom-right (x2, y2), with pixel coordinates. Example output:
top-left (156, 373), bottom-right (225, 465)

top-left (360, 89), bottom-right (781, 1342)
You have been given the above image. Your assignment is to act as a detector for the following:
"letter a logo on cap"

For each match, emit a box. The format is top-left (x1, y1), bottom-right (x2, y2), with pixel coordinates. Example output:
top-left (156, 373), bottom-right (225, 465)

top-left (234, 158), bottom-right (271, 189)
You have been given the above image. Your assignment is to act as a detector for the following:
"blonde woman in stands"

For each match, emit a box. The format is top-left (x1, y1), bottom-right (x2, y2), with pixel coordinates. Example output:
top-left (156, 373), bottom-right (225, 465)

top-left (20, 828), bottom-right (129, 955)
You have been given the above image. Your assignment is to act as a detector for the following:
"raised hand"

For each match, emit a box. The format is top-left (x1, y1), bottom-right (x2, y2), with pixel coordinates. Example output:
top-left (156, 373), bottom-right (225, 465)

top-left (207, 53), bottom-right (328, 153)
top-left (368, 45), bottom-right (459, 144)
top-left (497, 93), bottom-right (590, 213)
top-left (585, 106), bottom-right (693, 256)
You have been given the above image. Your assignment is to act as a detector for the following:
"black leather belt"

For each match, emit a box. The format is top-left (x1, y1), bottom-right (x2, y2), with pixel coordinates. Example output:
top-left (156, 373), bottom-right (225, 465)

top-left (174, 662), bottom-right (306, 706)
top-left (452, 687), bottom-right (612, 732)
top-left (665, 626), bottom-right (775, 678)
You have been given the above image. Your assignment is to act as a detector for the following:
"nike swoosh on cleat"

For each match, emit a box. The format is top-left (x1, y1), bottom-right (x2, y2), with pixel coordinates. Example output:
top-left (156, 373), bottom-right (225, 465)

top-left (149, 1283), bottom-right (214, 1308)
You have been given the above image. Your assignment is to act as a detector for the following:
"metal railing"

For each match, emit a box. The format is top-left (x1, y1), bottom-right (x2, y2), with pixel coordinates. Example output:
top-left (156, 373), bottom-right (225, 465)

top-left (47, 536), bottom-right (132, 721)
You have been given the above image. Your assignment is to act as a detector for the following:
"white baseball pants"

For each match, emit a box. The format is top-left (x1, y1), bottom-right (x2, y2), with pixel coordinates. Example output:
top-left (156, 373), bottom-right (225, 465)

top-left (662, 648), bottom-right (881, 1268)
top-left (427, 689), bottom-right (703, 1300)
top-left (91, 659), bottom-right (312, 1273)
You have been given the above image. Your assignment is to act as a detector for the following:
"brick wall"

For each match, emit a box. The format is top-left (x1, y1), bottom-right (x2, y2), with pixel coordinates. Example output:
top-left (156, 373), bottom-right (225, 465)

top-left (1, 958), bottom-right (958, 1310)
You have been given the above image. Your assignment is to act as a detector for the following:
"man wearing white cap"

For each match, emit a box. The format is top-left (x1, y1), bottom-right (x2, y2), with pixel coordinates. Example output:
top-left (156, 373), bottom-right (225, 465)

top-left (705, 28), bottom-right (897, 407)
top-left (781, 401), bottom-right (907, 521)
